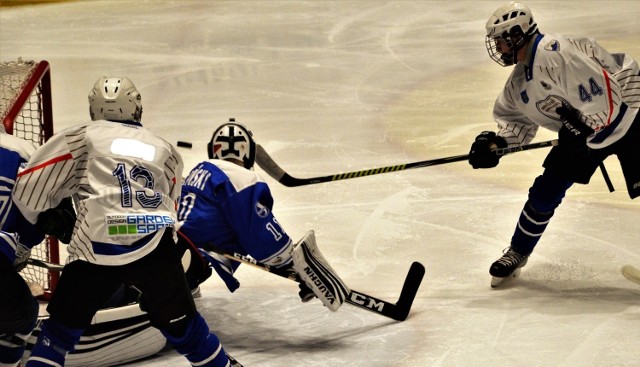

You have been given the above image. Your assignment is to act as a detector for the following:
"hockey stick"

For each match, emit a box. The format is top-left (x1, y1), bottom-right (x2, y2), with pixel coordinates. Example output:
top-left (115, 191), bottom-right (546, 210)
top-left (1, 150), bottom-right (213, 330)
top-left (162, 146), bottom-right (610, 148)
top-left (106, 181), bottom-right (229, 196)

top-left (621, 265), bottom-right (640, 286)
top-left (256, 140), bottom-right (559, 187)
top-left (210, 247), bottom-right (425, 322)
top-left (28, 257), bottom-right (64, 272)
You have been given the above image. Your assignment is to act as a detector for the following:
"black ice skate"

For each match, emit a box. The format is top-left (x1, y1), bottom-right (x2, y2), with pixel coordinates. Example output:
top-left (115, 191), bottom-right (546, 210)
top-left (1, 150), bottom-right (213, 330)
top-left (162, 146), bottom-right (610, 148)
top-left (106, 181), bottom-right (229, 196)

top-left (490, 247), bottom-right (529, 288)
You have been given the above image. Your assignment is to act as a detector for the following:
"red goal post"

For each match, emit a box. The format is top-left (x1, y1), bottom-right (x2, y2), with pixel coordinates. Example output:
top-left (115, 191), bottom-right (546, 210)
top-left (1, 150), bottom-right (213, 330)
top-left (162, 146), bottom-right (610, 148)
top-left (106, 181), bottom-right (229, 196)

top-left (1, 59), bottom-right (59, 300)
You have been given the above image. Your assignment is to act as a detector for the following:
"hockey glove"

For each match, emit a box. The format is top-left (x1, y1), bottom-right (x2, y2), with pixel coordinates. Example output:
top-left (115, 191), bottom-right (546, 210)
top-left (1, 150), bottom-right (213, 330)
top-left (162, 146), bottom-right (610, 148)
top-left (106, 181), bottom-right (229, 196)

top-left (468, 131), bottom-right (508, 169)
top-left (556, 102), bottom-right (594, 147)
top-left (35, 197), bottom-right (76, 244)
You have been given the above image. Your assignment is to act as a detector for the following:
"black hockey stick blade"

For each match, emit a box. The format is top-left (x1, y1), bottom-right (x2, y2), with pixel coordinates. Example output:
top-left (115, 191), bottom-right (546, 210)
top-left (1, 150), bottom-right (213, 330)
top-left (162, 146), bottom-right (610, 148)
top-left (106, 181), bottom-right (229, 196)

top-left (347, 261), bottom-right (425, 321)
top-left (256, 140), bottom-right (558, 187)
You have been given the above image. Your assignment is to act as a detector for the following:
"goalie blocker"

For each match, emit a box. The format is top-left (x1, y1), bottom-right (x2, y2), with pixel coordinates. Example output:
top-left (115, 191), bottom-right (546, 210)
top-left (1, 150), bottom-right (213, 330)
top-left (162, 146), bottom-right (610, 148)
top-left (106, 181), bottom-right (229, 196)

top-left (291, 231), bottom-right (350, 312)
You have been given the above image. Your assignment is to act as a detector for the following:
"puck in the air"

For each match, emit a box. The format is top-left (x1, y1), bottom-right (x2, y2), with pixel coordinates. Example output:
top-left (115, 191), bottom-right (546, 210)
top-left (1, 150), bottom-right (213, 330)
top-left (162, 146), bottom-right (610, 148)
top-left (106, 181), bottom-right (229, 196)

top-left (177, 141), bottom-right (193, 148)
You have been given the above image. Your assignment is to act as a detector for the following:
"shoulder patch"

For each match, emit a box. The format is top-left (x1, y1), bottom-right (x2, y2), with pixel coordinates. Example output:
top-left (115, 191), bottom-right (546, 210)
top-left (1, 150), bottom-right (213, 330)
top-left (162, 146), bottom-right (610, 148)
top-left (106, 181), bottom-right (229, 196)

top-left (255, 201), bottom-right (270, 218)
top-left (544, 40), bottom-right (560, 51)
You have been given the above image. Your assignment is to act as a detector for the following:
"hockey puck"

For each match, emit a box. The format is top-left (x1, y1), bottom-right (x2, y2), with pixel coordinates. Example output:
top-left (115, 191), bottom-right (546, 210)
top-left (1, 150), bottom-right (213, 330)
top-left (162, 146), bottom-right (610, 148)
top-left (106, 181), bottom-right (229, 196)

top-left (177, 141), bottom-right (193, 148)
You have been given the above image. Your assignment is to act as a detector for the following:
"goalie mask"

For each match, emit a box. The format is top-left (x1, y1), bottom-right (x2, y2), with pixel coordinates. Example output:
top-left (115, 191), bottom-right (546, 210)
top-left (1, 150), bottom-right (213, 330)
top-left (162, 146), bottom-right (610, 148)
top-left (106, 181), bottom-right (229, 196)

top-left (88, 76), bottom-right (143, 123)
top-left (207, 120), bottom-right (256, 169)
top-left (485, 2), bottom-right (538, 66)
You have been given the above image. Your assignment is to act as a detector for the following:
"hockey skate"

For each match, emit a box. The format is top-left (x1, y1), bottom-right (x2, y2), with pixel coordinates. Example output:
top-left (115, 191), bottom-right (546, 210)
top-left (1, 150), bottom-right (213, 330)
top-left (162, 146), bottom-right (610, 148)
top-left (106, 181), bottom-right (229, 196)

top-left (227, 353), bottom-right (244, 367)
top-left (490, 247), bottom-right (529, 288)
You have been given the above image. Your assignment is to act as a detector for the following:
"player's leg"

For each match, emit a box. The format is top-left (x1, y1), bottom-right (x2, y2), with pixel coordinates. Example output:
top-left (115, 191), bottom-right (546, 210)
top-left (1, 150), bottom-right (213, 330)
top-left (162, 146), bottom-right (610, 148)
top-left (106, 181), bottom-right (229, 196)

top-left (0, 256), bottom-right (38, 367)
top-left (131, 229), bottom-right (236, 367)
top-left (26, 261), bottom-right (122, 366)
top-left (490, 144), bottom-right (599, 287)
top-left (615, 114), bottom-right (640, 199)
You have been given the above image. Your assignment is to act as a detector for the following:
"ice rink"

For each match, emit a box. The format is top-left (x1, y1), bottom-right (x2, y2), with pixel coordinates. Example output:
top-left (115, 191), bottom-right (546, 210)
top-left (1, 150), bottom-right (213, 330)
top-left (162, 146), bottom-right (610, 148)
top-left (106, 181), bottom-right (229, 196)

top-left (2, 1), bottom-right (639, 366)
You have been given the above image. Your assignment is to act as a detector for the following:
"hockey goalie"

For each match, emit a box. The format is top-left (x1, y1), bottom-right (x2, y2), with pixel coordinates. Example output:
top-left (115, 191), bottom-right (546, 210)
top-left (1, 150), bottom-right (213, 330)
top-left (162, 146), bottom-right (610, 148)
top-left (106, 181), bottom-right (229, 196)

top-left (177, 120), bottom-right (351, 312)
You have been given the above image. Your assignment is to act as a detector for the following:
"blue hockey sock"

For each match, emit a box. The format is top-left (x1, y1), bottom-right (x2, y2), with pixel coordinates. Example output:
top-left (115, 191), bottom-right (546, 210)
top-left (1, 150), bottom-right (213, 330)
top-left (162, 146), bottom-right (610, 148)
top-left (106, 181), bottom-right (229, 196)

top-left (161, 312), bottom-right (230, 367)
top-left (26, 318), bottom-right (84, 367)
top-left (510, 202), bottom-right (554, 255)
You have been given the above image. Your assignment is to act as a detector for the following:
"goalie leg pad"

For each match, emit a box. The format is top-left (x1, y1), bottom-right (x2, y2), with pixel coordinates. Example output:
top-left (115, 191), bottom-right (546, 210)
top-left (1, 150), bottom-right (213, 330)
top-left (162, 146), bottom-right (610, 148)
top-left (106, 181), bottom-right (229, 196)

top-left (292, 231), bottom-right (350, 312)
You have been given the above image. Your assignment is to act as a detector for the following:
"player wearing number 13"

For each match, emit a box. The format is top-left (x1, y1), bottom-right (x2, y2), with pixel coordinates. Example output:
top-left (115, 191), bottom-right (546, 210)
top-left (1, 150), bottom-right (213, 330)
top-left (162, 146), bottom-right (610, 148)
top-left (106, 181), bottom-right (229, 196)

top-left (12, 77), bottom-right (239, 366)
top-left (469, 2), bottom-right (640, 287)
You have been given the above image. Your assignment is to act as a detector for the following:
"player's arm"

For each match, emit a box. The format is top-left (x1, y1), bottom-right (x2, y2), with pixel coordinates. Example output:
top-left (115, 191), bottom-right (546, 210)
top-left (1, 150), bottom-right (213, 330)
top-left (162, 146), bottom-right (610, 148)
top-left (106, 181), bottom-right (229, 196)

top-left (225, 184), bottom-right (350, 311)
top-left (224, 181), bottom-right (294, 268)
top-left (469, 87), bottom-right (538, 169)
top-left (12, 130), bottom-right (78, 224)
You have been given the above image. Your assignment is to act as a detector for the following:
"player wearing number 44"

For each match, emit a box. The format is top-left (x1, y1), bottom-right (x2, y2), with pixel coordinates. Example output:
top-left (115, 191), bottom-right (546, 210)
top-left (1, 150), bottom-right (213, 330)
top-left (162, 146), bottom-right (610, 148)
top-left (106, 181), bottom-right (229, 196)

top-left (467, 2), bottom-right (640, 288)
top-left (12, 77), bottom-right (241, 367)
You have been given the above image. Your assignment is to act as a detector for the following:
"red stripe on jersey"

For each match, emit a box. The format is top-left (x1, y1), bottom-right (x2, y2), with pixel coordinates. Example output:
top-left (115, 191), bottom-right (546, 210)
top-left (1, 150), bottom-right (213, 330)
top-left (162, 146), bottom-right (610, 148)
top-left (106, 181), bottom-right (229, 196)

top-left (17, 153), bottom-right (73, 176)
top-left (602, 69), bottom-right (614, 126)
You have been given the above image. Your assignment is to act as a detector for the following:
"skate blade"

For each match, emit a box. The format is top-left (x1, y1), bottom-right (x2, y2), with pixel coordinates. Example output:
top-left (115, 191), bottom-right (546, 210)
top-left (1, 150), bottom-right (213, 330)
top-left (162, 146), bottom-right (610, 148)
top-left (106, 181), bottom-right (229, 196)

top-left (491, 268), bottom-right (521, 288)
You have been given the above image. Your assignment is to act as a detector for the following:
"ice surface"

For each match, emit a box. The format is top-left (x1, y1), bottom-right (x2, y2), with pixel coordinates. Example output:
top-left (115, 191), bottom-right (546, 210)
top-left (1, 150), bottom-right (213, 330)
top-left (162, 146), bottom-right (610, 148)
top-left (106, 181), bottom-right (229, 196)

top-left (2, 1), bottom-right (639, 366)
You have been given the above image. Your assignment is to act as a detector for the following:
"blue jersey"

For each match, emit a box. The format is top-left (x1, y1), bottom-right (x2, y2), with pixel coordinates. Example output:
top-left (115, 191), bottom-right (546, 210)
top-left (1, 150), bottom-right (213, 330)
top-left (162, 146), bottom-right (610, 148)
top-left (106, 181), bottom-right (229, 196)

top-left (0, 133), bottom-right (45, 263)
top-left (178, 160), bottom-right (293, 270)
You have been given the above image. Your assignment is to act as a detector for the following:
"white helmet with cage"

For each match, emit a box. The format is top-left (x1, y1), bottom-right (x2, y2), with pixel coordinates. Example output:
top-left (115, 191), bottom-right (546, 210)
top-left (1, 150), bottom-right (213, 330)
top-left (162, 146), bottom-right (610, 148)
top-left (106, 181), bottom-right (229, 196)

top-left (88, 76), bottom-right (142, 123)
top-left (207, 118), bottom-right (256, 169)
top-left (485, 2), bottom-right (538, 66)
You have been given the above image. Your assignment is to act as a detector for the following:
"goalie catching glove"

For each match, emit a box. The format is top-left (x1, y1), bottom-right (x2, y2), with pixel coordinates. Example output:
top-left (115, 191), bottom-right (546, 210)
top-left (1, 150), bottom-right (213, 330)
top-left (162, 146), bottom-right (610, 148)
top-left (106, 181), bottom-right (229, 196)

top-left (291, 230), bottom-right (350, 312)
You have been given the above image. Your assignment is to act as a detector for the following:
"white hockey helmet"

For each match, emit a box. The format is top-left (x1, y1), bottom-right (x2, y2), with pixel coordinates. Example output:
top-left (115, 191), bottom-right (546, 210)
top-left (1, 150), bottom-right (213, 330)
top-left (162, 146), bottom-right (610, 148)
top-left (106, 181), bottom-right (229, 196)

top-left (207, 118), bottom-right (256, 169)
top-left (485, 2), bottom-right (538, 66)
top-left (88, 76), bottom-right (142, 123)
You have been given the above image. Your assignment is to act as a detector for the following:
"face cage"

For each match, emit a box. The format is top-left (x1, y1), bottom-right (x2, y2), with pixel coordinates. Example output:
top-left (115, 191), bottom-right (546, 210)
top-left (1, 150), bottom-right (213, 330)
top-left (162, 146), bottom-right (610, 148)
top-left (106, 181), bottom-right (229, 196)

top-left (485, 35), bottom-right (516, 67)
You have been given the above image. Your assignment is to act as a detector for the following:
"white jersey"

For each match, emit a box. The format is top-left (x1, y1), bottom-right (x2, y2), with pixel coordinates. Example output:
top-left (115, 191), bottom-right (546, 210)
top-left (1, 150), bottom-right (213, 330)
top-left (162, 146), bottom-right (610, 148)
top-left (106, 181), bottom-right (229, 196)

top-left (12, 120), bottom-right (184, 266)
top-left (494, 33), bottom-right (640, 149)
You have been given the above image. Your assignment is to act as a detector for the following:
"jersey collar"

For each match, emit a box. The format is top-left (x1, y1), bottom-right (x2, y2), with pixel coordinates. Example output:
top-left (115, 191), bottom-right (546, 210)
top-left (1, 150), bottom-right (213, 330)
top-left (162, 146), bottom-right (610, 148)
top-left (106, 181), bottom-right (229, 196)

top-left (524, 33), bottom-right (544, 81)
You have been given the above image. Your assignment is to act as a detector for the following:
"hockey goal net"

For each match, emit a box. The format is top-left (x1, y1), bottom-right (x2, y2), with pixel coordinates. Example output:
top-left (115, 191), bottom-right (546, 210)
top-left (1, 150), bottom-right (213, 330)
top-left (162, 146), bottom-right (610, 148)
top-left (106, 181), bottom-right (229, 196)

top-left (1, 59), bottom-right (59, 300)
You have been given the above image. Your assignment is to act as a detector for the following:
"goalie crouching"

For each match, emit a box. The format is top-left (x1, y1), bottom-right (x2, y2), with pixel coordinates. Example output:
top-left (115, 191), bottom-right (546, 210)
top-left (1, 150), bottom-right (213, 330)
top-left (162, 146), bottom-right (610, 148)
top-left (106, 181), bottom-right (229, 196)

top-left (177, 119), bottom-right (349, 312)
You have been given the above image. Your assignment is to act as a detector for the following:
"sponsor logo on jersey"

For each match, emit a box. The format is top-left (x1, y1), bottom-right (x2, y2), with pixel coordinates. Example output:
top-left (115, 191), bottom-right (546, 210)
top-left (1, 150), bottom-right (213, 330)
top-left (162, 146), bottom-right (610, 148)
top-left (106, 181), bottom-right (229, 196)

top-left (106, 214), bottom-right (174, 236)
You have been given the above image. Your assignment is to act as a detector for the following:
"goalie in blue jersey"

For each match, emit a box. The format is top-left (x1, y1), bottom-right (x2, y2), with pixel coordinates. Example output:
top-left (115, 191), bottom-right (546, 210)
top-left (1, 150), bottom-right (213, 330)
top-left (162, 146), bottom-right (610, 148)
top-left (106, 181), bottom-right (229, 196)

top-left (177, 120), bottom-right (350, 312)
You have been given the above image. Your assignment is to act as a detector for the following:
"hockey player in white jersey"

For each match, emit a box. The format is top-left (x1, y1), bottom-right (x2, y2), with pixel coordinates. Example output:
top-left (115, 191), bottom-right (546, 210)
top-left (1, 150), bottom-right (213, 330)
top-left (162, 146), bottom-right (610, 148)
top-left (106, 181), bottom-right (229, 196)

top-left (468, 2), bottom-right (640, 287)
top-left (13, 77), bottom-right (240, 367)
top-left (177, 120), bottom-right (350, 312)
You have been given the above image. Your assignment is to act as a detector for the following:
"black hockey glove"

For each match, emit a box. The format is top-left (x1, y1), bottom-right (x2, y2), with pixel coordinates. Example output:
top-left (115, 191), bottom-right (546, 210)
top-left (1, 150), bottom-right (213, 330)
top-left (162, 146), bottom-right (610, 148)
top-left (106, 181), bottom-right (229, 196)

top-left (468, 131), bottom-right (508, 169)
top-left (556, 102), bottom-right (594, 148)
top-left (36, 197), bottom-right (76, 244)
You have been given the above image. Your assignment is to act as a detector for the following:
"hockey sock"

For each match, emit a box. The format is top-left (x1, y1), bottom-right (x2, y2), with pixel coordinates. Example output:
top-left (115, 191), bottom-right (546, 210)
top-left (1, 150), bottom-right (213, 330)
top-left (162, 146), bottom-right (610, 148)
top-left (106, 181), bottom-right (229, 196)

top-left (25, 319), bottom-right (84, 367)
top-left (510, 201), bottom-right (554, 255)
top-left (161, 312), bottom-right (230, 367)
